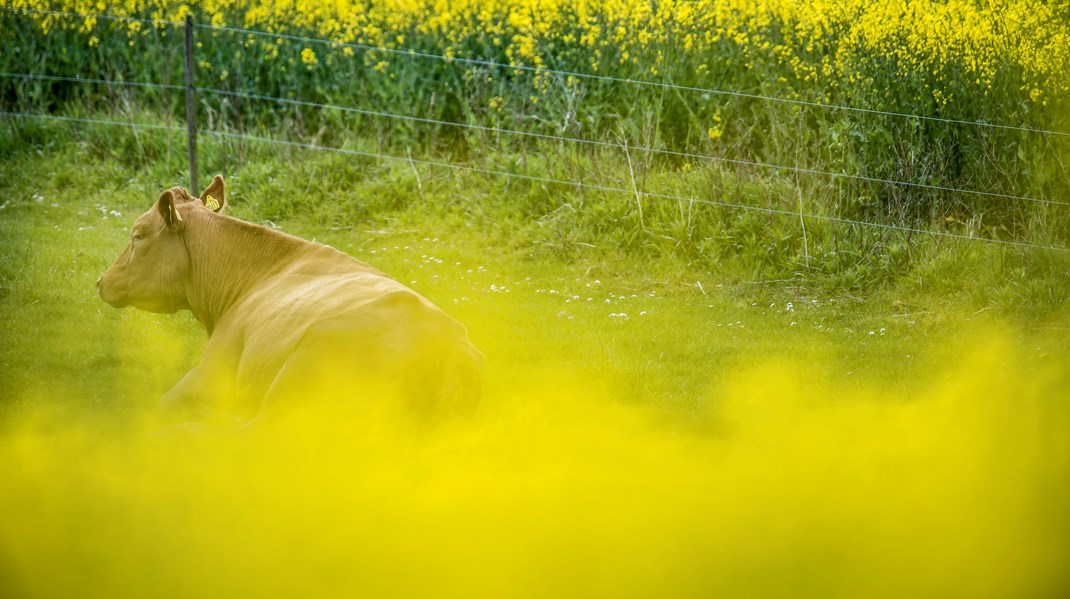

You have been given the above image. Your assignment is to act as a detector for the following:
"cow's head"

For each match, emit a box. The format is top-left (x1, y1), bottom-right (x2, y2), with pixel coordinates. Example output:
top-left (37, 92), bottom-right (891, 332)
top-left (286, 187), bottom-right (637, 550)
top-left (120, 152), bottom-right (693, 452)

top-left (98, 175), bottom-right (227, 312)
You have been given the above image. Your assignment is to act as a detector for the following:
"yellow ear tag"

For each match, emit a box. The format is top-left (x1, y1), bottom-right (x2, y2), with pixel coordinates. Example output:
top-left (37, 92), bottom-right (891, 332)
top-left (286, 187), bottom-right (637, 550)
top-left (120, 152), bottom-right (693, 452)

top-left (205, 195), bottom-right (221, 212)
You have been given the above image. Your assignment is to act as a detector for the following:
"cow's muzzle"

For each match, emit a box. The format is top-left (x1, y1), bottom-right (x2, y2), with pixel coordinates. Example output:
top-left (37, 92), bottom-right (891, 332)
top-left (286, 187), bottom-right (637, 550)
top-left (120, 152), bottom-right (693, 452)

top-left (97, 273), bottom-right (126, 307)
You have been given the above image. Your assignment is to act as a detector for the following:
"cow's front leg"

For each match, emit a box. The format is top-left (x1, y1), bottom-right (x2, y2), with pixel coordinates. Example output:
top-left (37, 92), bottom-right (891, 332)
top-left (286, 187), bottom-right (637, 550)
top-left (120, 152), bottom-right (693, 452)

top-left (158, 366), bottom-right (220, 424)
top-left (157, 341), bottom-right (240, 425)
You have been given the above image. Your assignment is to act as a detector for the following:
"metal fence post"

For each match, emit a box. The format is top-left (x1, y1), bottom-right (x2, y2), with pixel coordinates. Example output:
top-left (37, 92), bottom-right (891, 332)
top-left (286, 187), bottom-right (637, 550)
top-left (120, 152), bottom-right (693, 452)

top-left (184, 14), bottom-right (199, 193)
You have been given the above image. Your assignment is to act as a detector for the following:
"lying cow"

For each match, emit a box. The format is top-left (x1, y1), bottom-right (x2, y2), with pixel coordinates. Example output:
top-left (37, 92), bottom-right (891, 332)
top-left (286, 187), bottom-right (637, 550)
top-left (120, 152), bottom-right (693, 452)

top-left (98, 175), bottom-right (482, 425)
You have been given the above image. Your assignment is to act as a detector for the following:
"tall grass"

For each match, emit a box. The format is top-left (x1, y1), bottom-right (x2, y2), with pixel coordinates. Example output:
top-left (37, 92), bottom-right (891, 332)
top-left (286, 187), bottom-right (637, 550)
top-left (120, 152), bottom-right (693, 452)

top-left (4, 111), bottom-right (1070, 306)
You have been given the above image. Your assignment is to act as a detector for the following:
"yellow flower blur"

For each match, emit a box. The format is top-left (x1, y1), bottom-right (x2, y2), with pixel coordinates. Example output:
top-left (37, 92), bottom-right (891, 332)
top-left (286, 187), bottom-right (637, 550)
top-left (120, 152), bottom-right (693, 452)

top-left (4, 0), bottom-right (1068, 106)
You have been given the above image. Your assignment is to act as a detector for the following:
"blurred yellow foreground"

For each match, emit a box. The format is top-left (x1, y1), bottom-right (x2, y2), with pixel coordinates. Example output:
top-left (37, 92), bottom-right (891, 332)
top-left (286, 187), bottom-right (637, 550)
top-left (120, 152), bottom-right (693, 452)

top-left (1, 333), bottom-right (1067, 598)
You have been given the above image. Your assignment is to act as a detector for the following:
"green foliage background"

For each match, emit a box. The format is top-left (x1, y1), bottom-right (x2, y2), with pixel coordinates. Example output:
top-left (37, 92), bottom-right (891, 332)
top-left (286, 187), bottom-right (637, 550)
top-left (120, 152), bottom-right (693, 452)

top-left (2, 0), bottom-right (1069, 250)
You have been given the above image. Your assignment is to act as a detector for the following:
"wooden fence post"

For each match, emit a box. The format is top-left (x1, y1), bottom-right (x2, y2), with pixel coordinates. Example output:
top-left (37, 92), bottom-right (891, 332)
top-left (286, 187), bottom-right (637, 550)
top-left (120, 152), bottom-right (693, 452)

top-left (184, 14), bottom-right (198, 193)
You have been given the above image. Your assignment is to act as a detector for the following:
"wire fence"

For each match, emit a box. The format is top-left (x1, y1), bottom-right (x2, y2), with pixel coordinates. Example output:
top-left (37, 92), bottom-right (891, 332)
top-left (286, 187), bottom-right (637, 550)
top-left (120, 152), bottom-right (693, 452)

top-left (6, 109), bottom-right (1066, 255)
top-left (2, 6), bottom-right (1068, 255)
top-left (6, 70), bottom-right (1065, 210)
top-left (0, 72), bottom-right (184, 91)
top-left (0, 5), bottom-right (183, 27)
top-left (196, 20), bottom-right (1070, 140)
top-left (6, 6), bottom-right (1066, 138)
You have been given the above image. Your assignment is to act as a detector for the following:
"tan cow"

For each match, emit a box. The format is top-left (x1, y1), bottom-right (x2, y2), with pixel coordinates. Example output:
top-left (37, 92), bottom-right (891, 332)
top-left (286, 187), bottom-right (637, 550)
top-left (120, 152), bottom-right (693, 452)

top-left (98, 175), bottom-right (482, 425)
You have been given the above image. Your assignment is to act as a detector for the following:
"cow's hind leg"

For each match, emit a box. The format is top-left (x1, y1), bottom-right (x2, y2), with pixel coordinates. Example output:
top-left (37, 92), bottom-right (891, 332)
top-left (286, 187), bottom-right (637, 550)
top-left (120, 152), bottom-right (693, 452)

top-left (250, 306), bottom-right (479, 427)
top-left (250, 320), bottom-right (408, 426)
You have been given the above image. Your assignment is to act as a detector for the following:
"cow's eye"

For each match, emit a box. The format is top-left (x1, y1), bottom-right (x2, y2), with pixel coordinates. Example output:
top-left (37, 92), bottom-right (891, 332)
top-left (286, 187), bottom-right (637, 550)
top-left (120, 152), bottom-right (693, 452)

top-left (132, 232), bottom-right (144, 242)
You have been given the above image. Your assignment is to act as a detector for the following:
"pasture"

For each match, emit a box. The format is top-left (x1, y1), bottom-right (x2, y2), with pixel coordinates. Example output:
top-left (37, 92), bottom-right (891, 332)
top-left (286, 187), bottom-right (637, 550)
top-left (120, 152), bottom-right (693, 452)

top-left (2, 1), bottom-right (1070, 597)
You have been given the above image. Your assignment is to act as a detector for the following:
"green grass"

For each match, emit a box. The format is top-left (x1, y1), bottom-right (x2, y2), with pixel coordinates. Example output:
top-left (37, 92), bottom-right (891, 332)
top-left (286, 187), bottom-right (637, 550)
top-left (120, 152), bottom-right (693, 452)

top-left (0, 115), bottom-right (1067, 424)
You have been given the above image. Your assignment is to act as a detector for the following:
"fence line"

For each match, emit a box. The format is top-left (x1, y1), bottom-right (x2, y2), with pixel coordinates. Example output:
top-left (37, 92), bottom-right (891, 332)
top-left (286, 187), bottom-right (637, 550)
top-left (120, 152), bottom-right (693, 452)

top-left (2, 5), bottom-right (1068, 139)
top-left (197, 130), bottom-right (1070, 253)
top-left (0, 110), bottom-right (183, 132)
top-left (183, 14), bottom-right (198, 192)
top-left (3, 7), bottom-right (1069, 253)
top-left (0, 72), bottom-right (183, 91)
top-left (4, 109), bottom-right (1066, 254)
top-left (4, 70), bottom-right (1061, 208)
top-left (0, 6), bottom-right (182, 27)
top-left (199, 86), bottom-right (1069, 209)
top-left (197, 22), bottom-right (1070, 140)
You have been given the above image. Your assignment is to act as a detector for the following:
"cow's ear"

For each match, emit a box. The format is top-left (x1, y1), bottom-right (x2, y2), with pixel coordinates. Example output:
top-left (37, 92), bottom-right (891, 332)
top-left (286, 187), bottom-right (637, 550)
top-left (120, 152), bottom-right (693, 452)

top-left (199, 175), bottom-right (226, 213)
top-left (155, 190), bottom-right (183, 227)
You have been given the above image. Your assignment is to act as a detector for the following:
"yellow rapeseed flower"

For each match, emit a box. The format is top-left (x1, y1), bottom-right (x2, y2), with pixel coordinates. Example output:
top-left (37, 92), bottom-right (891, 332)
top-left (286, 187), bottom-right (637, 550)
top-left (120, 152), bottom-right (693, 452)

top-left (7, 0), bottom-right (1068, 105)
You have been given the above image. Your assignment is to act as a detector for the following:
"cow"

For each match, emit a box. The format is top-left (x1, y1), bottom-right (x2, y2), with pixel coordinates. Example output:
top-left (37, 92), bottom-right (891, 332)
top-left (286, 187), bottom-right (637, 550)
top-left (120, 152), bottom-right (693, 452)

top-left (97, 175), bottom-right (483, 426)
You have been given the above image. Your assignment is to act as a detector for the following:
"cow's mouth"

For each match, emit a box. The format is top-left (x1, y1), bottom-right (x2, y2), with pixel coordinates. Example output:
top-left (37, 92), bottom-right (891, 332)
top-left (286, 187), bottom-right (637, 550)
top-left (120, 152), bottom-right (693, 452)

top-left (97, 275), bottom-right (129, 308)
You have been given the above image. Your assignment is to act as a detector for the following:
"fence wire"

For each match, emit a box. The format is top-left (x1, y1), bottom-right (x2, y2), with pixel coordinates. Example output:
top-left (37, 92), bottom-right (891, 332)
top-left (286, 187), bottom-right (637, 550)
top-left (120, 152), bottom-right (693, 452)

top-left (3, 71), bottom-right (1063, 209)
top-left (0, 72), bottom-right (183, 91)
top-left (2, 6), bottom-right (1069, 254)
top-left (198, 86), bottom-right (1069, 209)
top-left (3, 5), bottom-right (1068, 139)
top-left (0, 110), bottom-right (184, 132)
top-left (196, 21), bottom-right (1070, 140)
top-left (4, 109), bottom-right (1067, 254)
top-left (0, 6), bottom-right (182, 27)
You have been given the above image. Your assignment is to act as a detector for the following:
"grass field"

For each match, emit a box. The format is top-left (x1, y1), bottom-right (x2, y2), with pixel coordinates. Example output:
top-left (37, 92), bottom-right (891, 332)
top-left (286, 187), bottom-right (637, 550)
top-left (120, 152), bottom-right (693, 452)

top-left (1, 118), bottom-right (1069, 597)
top-left (2, 0), bottom-right (1070, 596)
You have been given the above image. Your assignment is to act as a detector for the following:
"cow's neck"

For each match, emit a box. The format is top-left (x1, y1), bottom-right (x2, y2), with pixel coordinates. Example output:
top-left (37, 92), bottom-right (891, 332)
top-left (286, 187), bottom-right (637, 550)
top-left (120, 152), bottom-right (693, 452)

top-left (183, 214), bottom-right (305, 334)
